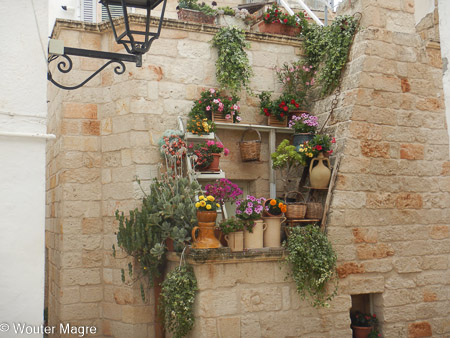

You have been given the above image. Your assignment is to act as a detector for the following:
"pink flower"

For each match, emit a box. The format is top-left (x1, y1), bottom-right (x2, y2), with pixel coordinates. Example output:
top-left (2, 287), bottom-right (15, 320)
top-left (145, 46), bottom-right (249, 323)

top-left (188, 143), bottom-right (194, 149)
top-left (207, 140), bottom-right (215, 146)
top-left (206, 106), bottom-right (211, 111)
top-left (236, 116), bottom-right (242, 121)
top-left (216, 142), bottom-right (224, 148)
top-left (225, 114), bottom-right (231, 120)
top-left (306, 82), bottom-right (309, 86)
top-left (224, 148), bottom-right (230, 156)
top-left (210, 88), bottom-right (215, 93)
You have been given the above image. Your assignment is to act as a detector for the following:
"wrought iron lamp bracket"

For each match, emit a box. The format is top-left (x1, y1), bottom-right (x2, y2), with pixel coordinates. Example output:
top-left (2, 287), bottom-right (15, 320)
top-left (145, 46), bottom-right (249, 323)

top-left (47, 47), bottom-right (142, 90)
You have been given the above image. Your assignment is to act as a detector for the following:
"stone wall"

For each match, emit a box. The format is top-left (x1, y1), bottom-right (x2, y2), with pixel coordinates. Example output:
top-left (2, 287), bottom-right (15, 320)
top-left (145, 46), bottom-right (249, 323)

top-left (46, 17), bottom-right (302, 337)
top-left (310, 0), bottom-right (450, 337)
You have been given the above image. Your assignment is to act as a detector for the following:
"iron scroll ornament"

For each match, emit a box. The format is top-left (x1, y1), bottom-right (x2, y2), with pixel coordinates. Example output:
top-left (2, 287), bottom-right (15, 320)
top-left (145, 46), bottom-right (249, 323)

top-left (47, 54), bottom-right (128, 91)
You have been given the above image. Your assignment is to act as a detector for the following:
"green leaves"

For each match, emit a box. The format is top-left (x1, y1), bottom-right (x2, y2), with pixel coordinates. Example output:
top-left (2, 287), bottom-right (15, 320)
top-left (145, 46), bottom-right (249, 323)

top-left (303, 15), bottom-right (358, 95)
top-left (212, 27), bottom-right (253, 95)
top-left (160, 265), bottom-right (198, 338)
top-left (284, 225), bottom-right (338, 307)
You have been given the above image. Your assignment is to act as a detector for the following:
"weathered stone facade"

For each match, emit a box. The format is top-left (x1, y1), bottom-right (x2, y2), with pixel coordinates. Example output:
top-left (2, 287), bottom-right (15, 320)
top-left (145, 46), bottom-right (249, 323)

top-left (46, 0), bottom-right (450, 337)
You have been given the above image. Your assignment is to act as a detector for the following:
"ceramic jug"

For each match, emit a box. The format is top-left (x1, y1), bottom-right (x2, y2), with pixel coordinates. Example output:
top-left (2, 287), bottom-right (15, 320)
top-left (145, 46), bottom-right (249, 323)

top-left (309, 152), bottom-right (331, 189)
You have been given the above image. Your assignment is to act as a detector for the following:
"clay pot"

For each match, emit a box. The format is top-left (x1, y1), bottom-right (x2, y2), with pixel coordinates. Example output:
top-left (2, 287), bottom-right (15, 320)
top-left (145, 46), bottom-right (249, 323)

top-left (309, 152), bottom-right (331, 189)
top-left (351, 326), bottom-right (373, 338)
top-left (263, 216), bottom-right (286, 248)
top-left (205, 153), bottom-right (221, 172)
top-left (192, 211), bottom-right (221, 249)
top-left (244, 219), bottom-right (267, 249)
top-left (225, 231), bottom-right (244, 252)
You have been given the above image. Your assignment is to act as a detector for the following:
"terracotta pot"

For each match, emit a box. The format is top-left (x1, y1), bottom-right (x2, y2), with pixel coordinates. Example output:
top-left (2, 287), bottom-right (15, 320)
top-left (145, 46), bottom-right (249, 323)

top-left (197, 210), bottom-right (217, 223)
top-left (257, 21), bottom-right (302, 36)
top-left (351, 326), bottom-right (373, 338)
top-left (177, 8), bottom-right (215, 24)
top-left (225, 231), bottom-right (244, 252)
top-left (263, 216), bottom-right (286, 248)
top-left (309, 152), bottom-right (331, 189)
top-left (244, 219), bottom-right (267, 249)
top-left (263, 199), bottom-right (283, 217)
top-left (205, 153), bottom-right (221, 171)
top-left (165, 238), bottom-right (174, 252)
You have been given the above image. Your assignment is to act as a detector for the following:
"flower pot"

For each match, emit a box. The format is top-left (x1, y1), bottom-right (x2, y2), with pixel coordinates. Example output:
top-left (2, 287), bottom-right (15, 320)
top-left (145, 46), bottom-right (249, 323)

top-left (192, 211), bottom-right (220, 249)
top-left (351, 326), bottom-right (373, 338)
top-left (309, 152), bottom-right (331, 189)
top-left (263, 216), bottom-right (286, 248)
top-left (205, 153), bottom-right (221, 171)
top-left (268, 115), bottom-right (287, 127)
top-left (225, 231), bottom-right (244, 252)
top-left (177, 8), bottom-right (215, 24)
top-left (293, 133), bottom-right (314, 149)
top-left (263, 198), bottom-right (283, 217)
top-left (212, 111), bottom-right (233, 123)
top-left (244, 219), bottom-right (267, 249)
top-left (256, 21), bottom-right (301, 36)
top-left (197, 211), bottom-right (217, 223)
top-left (216, 15), bottom-right (249, 30)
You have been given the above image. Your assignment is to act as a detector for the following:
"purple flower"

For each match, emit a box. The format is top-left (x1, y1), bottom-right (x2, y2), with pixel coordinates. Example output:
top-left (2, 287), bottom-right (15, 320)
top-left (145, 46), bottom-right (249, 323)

top-left (245, 207), bottom-right (253, 215)
top-left (248, 202), bottom-right (253, 208)
top-left (236, 209), bottom-right (242, 214)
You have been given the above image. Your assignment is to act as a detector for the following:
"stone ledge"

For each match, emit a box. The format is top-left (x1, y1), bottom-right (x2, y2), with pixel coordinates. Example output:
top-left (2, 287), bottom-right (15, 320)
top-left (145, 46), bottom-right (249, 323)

top-left (52, 14), bottom-right (303, 46)
top-left (167, 247), bottom-right (286, 265)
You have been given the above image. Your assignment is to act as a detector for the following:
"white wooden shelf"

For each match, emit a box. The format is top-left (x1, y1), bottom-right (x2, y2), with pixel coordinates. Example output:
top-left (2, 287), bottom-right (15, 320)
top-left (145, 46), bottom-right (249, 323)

top-left (185, 132), bottom-right (215, 141)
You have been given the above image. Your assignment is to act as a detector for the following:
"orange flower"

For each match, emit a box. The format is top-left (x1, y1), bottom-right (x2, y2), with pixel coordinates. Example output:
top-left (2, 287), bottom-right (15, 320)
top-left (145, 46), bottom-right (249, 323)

top-left (281, 206), bottom-right (287, 213)
top-left (270, 199), bottom-right (277, 206)
top-left (278, 202), bottom-right (284, 208)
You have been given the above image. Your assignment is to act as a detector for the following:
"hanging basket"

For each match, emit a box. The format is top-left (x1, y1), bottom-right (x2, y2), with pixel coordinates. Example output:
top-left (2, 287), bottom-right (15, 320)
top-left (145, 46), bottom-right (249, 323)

top-left (238, 128), bottom-right (261, 162)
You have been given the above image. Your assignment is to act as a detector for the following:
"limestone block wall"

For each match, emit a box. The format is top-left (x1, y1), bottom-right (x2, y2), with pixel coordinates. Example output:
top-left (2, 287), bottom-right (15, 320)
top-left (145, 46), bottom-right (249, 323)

top-left (166, 252), bottom-right (352, 338)
top-left (310, 0), bottom-right (450, 337)
top-left (47, 17), bottom-right (302, 337)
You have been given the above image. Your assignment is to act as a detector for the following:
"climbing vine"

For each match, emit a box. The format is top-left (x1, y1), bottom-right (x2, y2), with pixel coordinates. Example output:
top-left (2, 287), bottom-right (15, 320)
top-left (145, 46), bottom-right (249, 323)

top-left (303, 15), bottom-right (359, 95)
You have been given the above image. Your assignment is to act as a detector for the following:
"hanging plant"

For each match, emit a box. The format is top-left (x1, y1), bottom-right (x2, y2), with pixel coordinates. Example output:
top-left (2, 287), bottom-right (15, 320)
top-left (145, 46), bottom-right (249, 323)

top-left (303, 15), bottom-right (359, 95)
top-left (160, 264), bottom-right (198, 338)
top-left (284, 224), bottom-right (338, 307)
top-left (212, 26), bottom-right (253, 95)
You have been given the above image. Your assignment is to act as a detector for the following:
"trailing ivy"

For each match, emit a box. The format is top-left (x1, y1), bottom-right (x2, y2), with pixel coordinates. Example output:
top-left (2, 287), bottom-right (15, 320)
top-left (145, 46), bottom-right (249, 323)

top-left (303, 15), bottom-right (358, 96)
top-left (212, 27), bottom-right (253, 95)
top-left (160, 264), bottom-right (198, 338)
top-left (284, 224), bottom-right (338, 307)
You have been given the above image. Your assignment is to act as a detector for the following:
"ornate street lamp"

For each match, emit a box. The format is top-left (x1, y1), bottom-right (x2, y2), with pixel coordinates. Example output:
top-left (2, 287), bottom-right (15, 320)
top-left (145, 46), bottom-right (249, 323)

top-left (48, 0), bottom-right (167, 90)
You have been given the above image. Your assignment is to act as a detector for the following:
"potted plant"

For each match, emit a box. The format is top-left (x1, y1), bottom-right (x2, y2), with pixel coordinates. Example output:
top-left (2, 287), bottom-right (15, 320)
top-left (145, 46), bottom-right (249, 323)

top-left (218, 217), bottom-right (245, 251)
top-left (192, 140), bottom-right (229, 172)
top-left (186, 115), bottom-right (215, 135)
top-left (283, 224), bottom-right (338, 307)
top-left (212, 27), bottom-right (253, 95)
top-left (350, 311), bottom-right (379, 338)
top-left (262, 198), bottom-right (287, 248)
top-left (158, 131), bottom-right (187, 175)
top-left (192, 195), bottom-right (221, 248)
top-left (257, 4), bottom-right (307, 36)
top-left (276, 61), bottom-right (315, 107)
top-left (215, 6), bottom-right (253, 29)
top-left (271, 139), bottom-right (305, 197)
top-left (188, 88), bottom-right (241, 123)
top-left (190, 143), bottom-right (213, 171)
top-left (205, 178), bottom-right (243, 218)
top-left (177, 0), bottom-right (216, 24)
top-left (298, 134), bottom-right (335, 164)
top-left (288, 112), bottom-right (319, 148)
top-left (259, 92), bottom-right (303, 127)
top-left (235, 195), bottom-right (266, 249)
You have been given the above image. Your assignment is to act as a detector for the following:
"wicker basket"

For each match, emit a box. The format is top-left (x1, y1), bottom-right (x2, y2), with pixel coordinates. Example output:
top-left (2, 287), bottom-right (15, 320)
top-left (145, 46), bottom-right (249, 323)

top-left (285, 203), bottom-right (307, 219)
top-left (238, 128), bottom-right (261, 162)
top-left (305, 202), bottom-right (323, 219)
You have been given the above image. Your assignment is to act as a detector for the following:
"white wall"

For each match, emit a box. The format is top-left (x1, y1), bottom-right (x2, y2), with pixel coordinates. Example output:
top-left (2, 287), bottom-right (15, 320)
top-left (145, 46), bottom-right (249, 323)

top-left (414, 0), bottom-right (435, 25)
top-left (438, 0), bottom-right (450, 155)
top-left (0, 0), bottom-right (49, 336)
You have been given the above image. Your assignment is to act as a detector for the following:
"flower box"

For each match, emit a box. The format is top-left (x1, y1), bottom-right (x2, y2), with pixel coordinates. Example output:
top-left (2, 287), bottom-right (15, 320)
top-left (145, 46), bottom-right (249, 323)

top-left (177, 8), bottom-right (215, 25)
top-left (268, 115), bottom-right (287, 127)
top-left (256, 21), bottom-right (301, 37)
top-left (212, 112), bottom-right (233, 123)
top-left (216, 15), bottom-right (249, 30)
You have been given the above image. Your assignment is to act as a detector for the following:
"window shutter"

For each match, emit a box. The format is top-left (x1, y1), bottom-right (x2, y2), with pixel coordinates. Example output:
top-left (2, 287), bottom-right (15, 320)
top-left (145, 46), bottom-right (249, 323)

top-left (81, 0), bottom-right (96, 22)
top-left (101, 4), bottom-right (124, 22)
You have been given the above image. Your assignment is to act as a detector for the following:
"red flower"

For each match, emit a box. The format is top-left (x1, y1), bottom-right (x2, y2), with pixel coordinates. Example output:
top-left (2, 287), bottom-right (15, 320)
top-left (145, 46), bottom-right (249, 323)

top-left (283, 106), bottom-right (288, 111)
top-left (295, 104), bottom-right (299, 108)
top-left (291, 99), bottom-right (296, 104)
top-left (263, 108), bottom-right (268, 113)
top-left (274, 12), bottom-right (278, 16)
top-left (280, 113), bottom-right (284, 117)
top-left (316, 145), bottom-right (322, 150)
top-left (199, 100), bottom-right (202, 103)
top-left (283, 18), bottom-right (288, 24)
top-left (331, 137), bottom-right (336, 143)
top-left (281, 101), bottom-right (285, 106)
top-left (328, 150), bottom-right (333, 154)
top-left (265, 112), bottom-right (270, 116)
top-left (266, 14), bottom-right (270, 18)
top-left (275, 9), bottom-right (278, 12)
